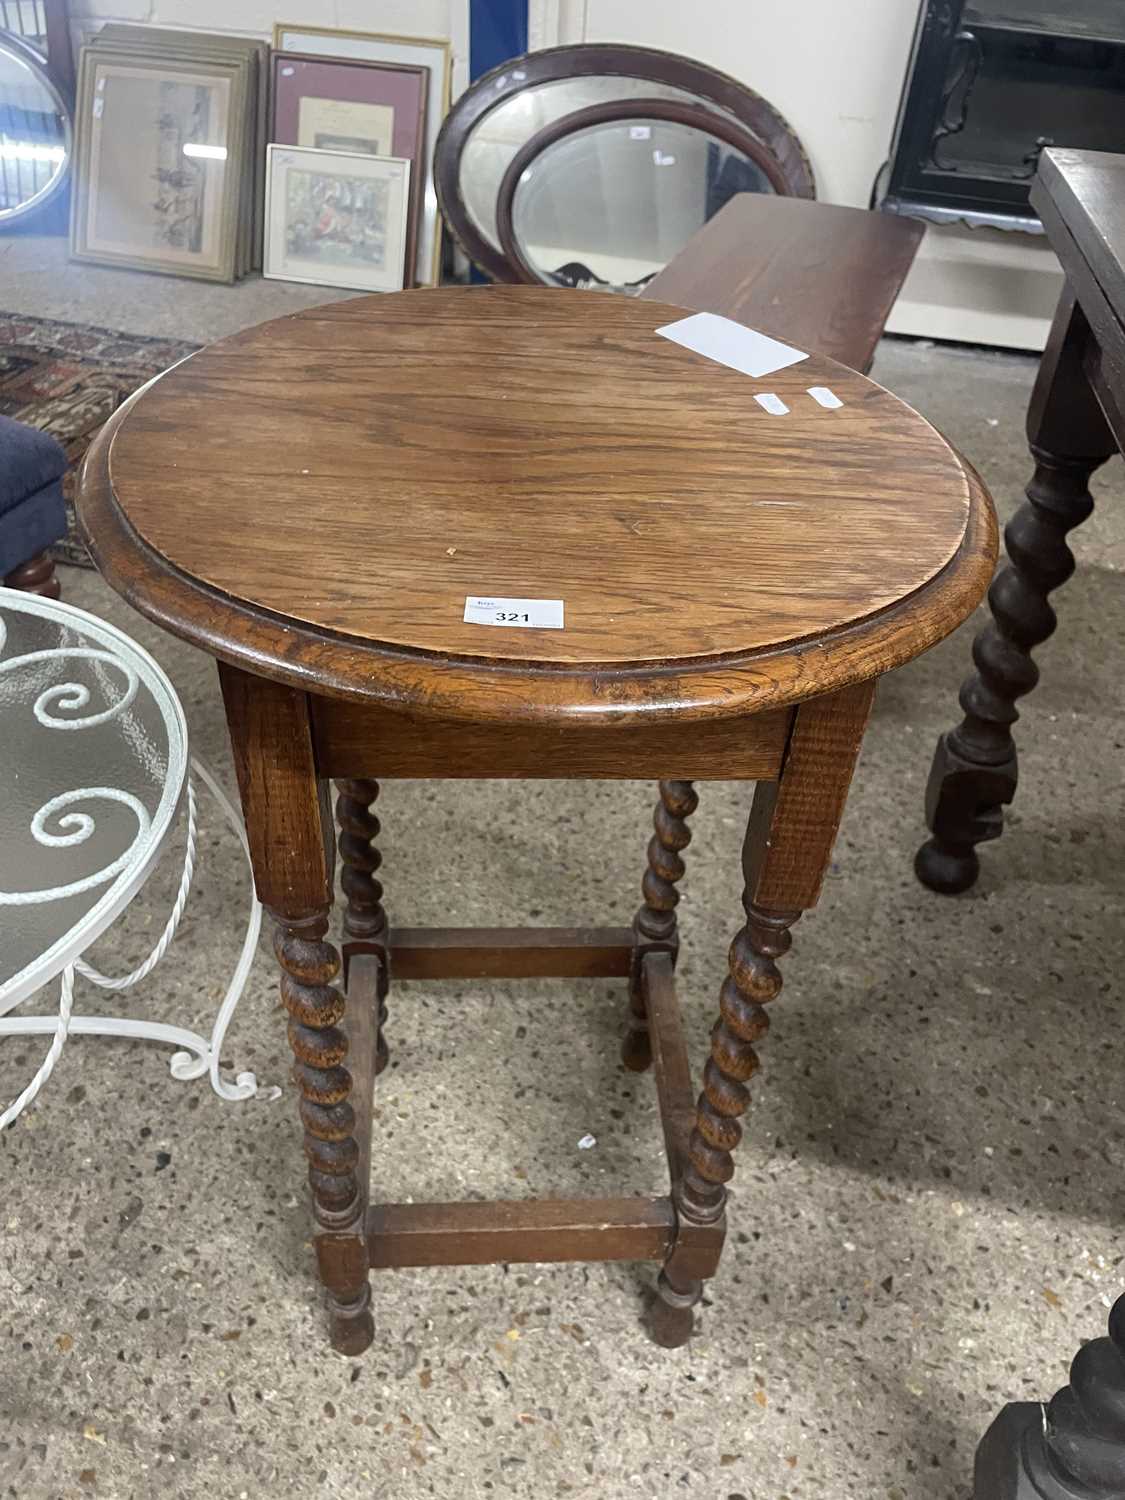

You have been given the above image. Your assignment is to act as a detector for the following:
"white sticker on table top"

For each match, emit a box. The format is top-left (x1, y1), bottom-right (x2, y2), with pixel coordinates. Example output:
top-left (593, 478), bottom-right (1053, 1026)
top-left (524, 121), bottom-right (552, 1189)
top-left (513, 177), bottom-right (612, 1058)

top-left (808, 386), bottom-right (844, 409)
top-left (629, 124), bottom-right (651, 140)
top-left (655, 312), bottom-right (808, 379)
top-left (653, 149), bottom-right (676, 166)
top-left (464, 596), bottom-right (564, 629)
top-left (754, 393), bottom-right (789, 415)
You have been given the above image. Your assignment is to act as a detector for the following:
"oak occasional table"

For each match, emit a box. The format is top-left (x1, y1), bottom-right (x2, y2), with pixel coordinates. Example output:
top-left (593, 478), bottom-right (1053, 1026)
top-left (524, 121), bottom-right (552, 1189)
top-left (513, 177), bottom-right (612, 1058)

top-left (78, 286), bottom-right (996, 1355)
top-left (917, 149), bottom-right (1125, 1498)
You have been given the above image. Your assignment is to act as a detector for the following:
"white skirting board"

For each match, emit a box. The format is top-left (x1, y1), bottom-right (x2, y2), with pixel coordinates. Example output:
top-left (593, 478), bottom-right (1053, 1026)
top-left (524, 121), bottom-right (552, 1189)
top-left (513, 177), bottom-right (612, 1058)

top-left (885, 221), bottom-right (1065, 353)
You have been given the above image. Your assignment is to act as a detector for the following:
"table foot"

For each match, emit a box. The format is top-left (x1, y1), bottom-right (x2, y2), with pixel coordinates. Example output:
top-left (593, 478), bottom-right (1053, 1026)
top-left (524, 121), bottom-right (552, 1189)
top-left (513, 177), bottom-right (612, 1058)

top-left (329, 1286), bottom-right (374, 1357)
top-left (915, 834), bottom-right (982, 896)
top-left (648, 1271), bottom-right (699, 1349)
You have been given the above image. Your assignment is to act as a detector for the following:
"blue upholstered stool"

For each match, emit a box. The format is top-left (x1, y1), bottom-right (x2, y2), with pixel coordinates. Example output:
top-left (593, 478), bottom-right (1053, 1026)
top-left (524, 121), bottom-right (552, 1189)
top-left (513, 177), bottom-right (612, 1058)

top-left (0, 414), bottom-right (66, 598)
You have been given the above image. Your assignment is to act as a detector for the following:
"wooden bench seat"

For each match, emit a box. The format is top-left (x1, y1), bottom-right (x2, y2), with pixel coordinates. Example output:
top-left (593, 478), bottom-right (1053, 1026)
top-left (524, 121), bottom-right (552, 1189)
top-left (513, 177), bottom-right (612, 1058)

top-left (641, 192), bottom-right (924, 373)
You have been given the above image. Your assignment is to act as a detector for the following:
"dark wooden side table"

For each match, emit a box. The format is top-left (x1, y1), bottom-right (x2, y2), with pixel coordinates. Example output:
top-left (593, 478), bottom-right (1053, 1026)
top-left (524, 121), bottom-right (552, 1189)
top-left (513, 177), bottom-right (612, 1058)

top-left (915, 148), bottom-right (1125, 1499)
top-left (917, 148), bottom-right (1124, 897)
top-left (79, 285), bottom-right (994, 1355)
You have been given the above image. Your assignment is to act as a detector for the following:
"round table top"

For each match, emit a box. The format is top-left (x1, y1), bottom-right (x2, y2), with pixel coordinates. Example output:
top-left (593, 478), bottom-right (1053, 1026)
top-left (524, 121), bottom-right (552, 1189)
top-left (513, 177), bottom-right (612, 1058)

top-left (81, 286), bottom-right (996, 724)
top-left (0, 588), bottom-right (188, 1009)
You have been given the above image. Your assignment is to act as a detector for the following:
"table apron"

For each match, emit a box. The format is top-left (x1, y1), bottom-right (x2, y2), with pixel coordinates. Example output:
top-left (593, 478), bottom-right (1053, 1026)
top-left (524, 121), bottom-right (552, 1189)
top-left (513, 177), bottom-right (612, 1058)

top-left (311, 697), bottom-right (793, 780)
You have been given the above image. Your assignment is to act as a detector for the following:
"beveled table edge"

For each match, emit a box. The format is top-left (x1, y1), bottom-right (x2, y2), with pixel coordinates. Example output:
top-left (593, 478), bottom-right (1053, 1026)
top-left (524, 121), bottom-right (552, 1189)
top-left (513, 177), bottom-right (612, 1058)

top-left (78, 387), bottom-right (998, 728)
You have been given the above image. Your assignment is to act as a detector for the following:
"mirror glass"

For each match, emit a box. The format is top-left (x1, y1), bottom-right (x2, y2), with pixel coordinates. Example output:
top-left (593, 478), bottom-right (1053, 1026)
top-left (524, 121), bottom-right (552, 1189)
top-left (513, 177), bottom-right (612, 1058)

top-left (509, 116), bottom-right (776, 289)
top-left (0, 38), bottom-right (70, 221)
top-left (461, 76), bottom-right (747, 249)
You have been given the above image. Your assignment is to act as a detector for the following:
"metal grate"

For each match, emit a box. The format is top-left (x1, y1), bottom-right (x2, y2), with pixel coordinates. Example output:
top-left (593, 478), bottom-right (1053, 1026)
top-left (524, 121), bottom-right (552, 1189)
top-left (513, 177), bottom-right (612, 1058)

top-left (0, 2), bottom-right (47, 53)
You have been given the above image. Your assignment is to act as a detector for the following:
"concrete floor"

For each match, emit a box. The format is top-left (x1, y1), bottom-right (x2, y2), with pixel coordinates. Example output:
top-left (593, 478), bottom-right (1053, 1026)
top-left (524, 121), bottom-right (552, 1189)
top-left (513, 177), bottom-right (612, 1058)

top-left (2, 237), bottom-right (1125, 1500)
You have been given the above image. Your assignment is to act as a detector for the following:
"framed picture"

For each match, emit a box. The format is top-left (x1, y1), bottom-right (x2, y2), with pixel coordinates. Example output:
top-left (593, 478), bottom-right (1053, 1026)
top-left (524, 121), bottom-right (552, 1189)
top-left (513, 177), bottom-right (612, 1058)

top-left (70, 50), bottom-right (247, 281)
top-left (274, 25), bottom-right (451, 287)
top-left (270, 52), bottom-right (427, 288)
top-left (263, 144), bottom-right (411, 294)
top-left (92, 25), bottom-right (269, 274)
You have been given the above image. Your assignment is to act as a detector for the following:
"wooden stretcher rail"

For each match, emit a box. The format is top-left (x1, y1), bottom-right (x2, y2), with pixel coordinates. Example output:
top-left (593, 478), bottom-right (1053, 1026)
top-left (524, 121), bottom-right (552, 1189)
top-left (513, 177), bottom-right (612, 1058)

top-left (641, 952), bottom-right (696, 1184)
top-left (366, 1196), bottom-right (675, 1268)
top-left (386, 925), bottom-right (636, 980)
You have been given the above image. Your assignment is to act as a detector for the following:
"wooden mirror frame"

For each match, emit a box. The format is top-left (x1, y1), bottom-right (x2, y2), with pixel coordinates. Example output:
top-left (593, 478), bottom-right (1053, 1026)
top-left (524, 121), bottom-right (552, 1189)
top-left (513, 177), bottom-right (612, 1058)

top-left (495, 96), bottom-right (794, 286)
top-left (434, 42), bottom-right (815, 283)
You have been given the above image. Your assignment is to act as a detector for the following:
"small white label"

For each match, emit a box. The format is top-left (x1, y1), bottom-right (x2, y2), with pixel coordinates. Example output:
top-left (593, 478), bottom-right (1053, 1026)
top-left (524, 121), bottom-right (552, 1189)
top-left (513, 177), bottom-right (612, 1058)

top-left (655, 312), bottom-right (808, 379)
top-left (808, 386), bottom-right (844, 409)
top-left (629, 124), bottom-right (651, 140)
top-left (653, 149), bottom-right (676, 166)
top-left (754, 393), bottom-right (789, 415)
top-left (92, 96), bottom-right (104, 118)
top-left (464, 596), bottom-right (564, 629)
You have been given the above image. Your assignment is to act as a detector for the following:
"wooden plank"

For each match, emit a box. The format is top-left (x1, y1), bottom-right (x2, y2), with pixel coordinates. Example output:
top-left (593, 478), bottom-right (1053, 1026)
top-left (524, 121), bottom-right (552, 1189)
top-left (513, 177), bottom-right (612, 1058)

top-left (642, 193), bottom-right (924, 372)
top-left (641, 953), bottom-right (696, 1185)
top-left (366, 1197), bottom-right (675, 1268)
top-left (388, 926), bottom-right (634, 980)
top-left (312, 697), bottom-right (790, 781)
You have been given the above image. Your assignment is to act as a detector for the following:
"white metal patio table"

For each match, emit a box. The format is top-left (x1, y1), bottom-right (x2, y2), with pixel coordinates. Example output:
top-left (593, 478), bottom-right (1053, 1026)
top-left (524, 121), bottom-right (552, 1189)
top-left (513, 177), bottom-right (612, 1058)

top-left (0, 586), bottom-right (262, 1123)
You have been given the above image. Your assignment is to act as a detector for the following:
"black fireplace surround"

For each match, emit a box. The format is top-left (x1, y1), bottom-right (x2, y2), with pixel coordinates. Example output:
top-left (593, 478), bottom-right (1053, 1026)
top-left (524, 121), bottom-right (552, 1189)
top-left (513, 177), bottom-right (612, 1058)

top-left (876, 0), bottom-right (1125, 231)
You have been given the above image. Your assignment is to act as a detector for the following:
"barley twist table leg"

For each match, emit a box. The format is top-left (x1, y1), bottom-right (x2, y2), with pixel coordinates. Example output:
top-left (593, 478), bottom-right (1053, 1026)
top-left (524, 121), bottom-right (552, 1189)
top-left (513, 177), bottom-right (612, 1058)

top-left (624, 780), bottom-right (698, 1071)
top-left (335, 777), bottom-right (389, 1073)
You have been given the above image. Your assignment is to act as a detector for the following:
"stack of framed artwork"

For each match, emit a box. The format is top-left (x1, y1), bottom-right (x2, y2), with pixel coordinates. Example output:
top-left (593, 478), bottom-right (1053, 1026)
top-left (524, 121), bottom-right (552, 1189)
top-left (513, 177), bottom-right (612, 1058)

top-left (268, 27), bottom-right (452, 292)
top-left (70, 28), bottom-right (268, 284)
top-left (66, 23), bottom-right (452, 293)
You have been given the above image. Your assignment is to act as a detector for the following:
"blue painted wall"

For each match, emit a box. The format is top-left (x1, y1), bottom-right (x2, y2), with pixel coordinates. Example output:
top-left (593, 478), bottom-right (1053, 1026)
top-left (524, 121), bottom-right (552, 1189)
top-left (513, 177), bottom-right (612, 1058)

top-left (470, 0), bottom-right (529, 80)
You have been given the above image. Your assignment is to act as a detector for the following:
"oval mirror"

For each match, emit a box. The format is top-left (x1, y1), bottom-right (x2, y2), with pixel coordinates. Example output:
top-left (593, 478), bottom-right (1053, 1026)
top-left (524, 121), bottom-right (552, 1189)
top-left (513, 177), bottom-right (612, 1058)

top-left (498, 100), bottom-right (787, 290)
top-left (435, 44), bottom-right (813, 283)
top-left (0, 33), bottom-right (71, 225)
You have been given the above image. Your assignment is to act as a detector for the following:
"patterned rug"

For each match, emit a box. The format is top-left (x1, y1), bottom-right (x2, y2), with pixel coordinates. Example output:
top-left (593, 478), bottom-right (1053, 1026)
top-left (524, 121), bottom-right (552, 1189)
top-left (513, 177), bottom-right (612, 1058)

top-left (0, 312), bottom-right (200, 566)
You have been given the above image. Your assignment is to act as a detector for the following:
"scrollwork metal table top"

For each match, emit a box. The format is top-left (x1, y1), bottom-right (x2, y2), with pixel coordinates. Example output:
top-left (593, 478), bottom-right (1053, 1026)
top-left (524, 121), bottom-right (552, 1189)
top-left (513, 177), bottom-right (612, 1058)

top-left (0, 586), bottom-right (188, 1011)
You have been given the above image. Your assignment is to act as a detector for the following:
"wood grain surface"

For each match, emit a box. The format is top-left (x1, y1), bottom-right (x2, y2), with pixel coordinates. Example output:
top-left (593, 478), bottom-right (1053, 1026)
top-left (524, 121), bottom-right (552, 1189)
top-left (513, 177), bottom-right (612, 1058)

top-left (81, 286), bottom-right (997, 724)
top-left (642, 194), bottom-right (924, 373)
top-left (102, 287), bottom-right (967, 660)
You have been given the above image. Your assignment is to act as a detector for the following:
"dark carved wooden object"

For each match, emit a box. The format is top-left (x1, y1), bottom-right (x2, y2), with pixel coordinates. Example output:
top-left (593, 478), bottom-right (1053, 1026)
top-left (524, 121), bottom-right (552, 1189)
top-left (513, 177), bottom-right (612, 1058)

top-left (975, 1293), bottom-right (1125, 1498)
top-left (917, 290), bottom-right (1114, 893)
top-left (959, 150), bottom-right (1125, 1496)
